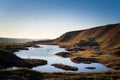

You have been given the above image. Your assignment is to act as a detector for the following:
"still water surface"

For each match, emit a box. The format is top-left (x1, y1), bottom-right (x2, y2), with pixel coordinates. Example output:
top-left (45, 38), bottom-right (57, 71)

top-left (14, 45), bottom-right (111, 72)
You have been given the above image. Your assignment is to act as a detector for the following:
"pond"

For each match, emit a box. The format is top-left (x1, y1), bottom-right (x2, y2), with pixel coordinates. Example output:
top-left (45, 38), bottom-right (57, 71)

top-left (14, 45), bottom-right (111, 72)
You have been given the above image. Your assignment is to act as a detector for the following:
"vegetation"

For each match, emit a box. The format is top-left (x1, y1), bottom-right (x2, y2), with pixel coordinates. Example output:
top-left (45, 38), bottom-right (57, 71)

top-left (75, 39), bottom-right (99, 47)
top-left (55, 52), bottom-right (71, 58)
top-left (53, 23), bottom-right (120, 50)
top-left (0, 68), bottom-right (44, 80)
top-left (70, 51), bottom-right (120, 70)
top-left (0, 43), bottom-right (47, 69)
top-left (0, 43), bottom-right (37, 52)
top-left (0, 23), bottom-right (120, 80)
top-left (0, 68), bottom-right (120, 80)
top-left (51, 63), bottom-right (78, 71)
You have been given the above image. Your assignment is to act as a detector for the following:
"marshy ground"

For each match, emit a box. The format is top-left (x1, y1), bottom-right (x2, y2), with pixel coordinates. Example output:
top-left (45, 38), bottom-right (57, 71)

top-left (0, 43), bottom-right (120, 80)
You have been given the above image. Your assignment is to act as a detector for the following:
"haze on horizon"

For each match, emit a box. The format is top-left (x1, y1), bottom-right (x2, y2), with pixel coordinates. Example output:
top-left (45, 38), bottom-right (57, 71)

top-left (0, 0), bottom-right (120, 39)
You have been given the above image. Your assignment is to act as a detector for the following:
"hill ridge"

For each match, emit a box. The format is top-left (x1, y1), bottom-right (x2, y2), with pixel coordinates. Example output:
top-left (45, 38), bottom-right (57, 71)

top-left (54, 23), bottom-right (120, 49)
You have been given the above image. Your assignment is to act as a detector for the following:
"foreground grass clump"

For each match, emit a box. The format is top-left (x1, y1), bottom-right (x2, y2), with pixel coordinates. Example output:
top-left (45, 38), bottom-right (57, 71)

top-left (0, 68), bottom-right (44, 80)
top-left (45, 70), bottom-right (120, 80)
top-left (0, 69), bottom-right (120, 80)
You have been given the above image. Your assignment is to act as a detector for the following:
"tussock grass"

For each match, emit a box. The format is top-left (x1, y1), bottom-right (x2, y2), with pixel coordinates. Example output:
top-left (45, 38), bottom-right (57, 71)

top-left (74, 51), bottom-right (99, 58)
top-left (0, 68), bottom-right (119, 80)
top-left (71, 51), bottom-right (120, 70)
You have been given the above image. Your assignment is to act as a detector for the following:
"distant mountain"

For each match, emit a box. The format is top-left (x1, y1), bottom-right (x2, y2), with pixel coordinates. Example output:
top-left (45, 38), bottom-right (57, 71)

top-left (54, 23), bottom-right (120, 49)
top-left (0, 37), bottom-right (34, 43)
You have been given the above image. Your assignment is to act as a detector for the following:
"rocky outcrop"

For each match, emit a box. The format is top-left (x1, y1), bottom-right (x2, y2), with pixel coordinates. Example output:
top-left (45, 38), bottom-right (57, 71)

top-left (51, 63), bottom-right (78, 71)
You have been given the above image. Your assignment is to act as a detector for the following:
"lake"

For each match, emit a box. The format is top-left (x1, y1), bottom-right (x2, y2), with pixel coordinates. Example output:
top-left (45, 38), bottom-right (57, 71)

top-left (14, 45), bottom-right (111, 72)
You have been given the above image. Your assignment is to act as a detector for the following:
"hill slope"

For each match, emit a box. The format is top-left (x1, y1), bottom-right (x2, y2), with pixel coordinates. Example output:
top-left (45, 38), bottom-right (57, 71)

top-left (54, 23), bottom-right (120, 49)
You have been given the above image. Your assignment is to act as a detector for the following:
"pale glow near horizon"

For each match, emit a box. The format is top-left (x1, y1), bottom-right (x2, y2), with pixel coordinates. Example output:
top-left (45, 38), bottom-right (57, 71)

top-left (0, 14), bottom-right (97, 39)
top-left (0, 0), bottom-right (120, 39)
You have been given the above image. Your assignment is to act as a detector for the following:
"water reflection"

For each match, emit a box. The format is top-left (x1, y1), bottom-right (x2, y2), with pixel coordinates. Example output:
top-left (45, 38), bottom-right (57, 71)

top-left (14, 45), bottom-right (111, 72)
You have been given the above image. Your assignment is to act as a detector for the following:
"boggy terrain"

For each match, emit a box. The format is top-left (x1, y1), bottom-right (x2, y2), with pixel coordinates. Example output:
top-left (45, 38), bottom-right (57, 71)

top-left (0, 23), bottom-right (120, 80)
top-left (51, 23), bottom-right (120, 70)
top-left (0, 43), bottom-right (47, 69)
top-left (36, 23), bottom-right (120, 79)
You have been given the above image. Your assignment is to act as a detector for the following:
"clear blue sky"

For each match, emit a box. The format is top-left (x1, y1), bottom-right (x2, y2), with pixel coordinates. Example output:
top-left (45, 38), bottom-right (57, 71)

top-left (0, 0), bottom-right (120, 39)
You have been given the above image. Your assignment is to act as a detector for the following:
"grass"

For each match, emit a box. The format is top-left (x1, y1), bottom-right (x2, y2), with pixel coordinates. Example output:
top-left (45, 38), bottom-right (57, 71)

top-left (44, 70), bottom-right (120, 80)
top-left (71, 50), bottom-right (120, 70)
top-left (0, 42), bottom-right (120, 80)
top-left (73, 51), bottom-right (99, 58)
top-left (0, 68), bottom-right (120, 80)
top-left (0, 68), bottom-right (44, 80)
top-left (0, 43), bottom-right (36, 51)
top-left (0, 43), bottom-right (47, 69)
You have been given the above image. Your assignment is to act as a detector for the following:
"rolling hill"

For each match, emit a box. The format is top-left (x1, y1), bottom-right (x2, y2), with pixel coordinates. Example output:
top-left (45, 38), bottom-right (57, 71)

top-left (54, 23), bottom-right (120, 49)
top-left (0, 37), bottom-right (34, 43)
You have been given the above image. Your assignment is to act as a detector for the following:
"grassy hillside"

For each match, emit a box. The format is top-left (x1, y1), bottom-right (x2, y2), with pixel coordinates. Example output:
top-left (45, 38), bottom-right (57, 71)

top-left (54, 23), bottom-right (120, 49)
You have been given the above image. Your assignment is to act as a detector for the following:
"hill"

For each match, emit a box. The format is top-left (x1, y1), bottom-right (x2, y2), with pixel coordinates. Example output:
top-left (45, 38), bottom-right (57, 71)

top-left (54, 23), bottom-right (120, 50)
top-left (0, 37), bottom-right (34, 43)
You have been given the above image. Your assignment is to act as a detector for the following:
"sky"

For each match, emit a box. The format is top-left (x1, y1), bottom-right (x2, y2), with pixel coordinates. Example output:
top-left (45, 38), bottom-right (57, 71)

top-left (0, 0), bottom-right (120, 39)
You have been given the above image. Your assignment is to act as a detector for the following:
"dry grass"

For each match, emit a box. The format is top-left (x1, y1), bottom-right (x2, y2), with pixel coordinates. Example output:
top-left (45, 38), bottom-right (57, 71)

top-left (0, 68), bottom-right (120, 80)
top-left (71, 50), bottom-right (120, 70)
top-left (73, 51), bottom-right (99, 58)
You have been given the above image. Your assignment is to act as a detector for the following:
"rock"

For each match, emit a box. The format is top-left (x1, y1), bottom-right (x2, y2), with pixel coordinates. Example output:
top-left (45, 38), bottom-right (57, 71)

top-left (55, 52), bottom-right (71, 58)
top-left (51, 63), bottom-right (78, 71)
top-left (86, 67), bottom-right (96, 69)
